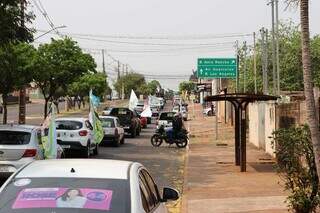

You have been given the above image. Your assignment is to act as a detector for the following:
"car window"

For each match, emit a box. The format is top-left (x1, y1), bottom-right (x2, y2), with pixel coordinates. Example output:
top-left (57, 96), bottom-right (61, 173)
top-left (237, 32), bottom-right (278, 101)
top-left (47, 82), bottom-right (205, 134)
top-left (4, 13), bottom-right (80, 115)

top-left (160, 112), bottom-right (174, 121)
top-left (139, 173), bottom-right (156, 212)
top-left (101, 118), bottom-right (115, 128)
top-left (56, 121), bottom-right (83, 130)
top-left (85, 121), bottom-right (93, 130)
top-left (0, 131), bottom-right (31, 145)
top-left (0, 177), bottom-right (130, 213)
top-left (141, 170), bottom-right (160, 205)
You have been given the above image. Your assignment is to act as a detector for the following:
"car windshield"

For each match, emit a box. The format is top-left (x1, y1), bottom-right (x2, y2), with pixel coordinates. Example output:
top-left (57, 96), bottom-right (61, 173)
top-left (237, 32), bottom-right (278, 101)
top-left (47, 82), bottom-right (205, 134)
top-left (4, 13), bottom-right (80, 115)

top-left (101, 118), bottom-right (115, 128)
top-left (56, 121), bottom-right (83, 130)
top-left (0, 177), bottom-right (130, 213)
top-left (0, 131), bottom-right (31, 145)
top-left (160, 112), bottom-right (175, 121)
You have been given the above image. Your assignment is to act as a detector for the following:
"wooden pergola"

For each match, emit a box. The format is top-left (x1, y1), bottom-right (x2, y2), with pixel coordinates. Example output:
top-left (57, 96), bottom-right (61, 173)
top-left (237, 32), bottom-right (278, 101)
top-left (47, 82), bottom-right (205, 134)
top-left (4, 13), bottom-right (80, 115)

top-left (205, 93), bottom-right (278, 172)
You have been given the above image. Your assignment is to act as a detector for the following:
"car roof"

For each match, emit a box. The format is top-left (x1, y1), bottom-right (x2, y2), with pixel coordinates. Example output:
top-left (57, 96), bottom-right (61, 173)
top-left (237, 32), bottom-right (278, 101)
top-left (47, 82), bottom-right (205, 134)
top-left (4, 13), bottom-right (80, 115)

top-left (0, 124), bottom-right (39, 132)
top-left (16, 159), bottom-right (134, 180)
top-left (55, 117), bottom-right (87, 122)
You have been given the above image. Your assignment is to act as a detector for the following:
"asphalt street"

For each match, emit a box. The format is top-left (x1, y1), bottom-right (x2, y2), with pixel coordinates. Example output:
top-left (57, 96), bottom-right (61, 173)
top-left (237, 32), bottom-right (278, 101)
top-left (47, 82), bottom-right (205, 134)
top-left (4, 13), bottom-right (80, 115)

top-left (0, 101), bottom-right (186, 208)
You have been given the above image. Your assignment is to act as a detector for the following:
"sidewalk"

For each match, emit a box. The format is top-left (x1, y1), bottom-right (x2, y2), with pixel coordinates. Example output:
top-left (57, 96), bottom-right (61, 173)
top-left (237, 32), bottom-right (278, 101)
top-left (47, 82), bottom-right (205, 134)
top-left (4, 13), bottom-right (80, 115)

top-left (182, 103), bottom-right (288, 213)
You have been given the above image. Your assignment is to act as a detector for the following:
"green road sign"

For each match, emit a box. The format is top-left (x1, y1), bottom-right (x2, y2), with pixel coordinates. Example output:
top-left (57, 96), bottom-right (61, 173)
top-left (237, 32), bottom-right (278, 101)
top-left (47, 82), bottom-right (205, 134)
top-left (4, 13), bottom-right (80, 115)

top-left (197, 58), bottom-right (237, 78)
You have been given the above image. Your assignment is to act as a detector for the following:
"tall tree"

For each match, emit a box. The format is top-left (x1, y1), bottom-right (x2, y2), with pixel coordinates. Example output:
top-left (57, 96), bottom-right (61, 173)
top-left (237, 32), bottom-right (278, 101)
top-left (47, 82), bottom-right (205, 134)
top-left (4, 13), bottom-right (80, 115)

top-left (0, 0), bottom-right (34, 45)
top-left (32, 38), bottom-right (96, 117)
top-left (0, 43), bottom-right (35, 124)
top-left (286, 0), bottom-right (320, 182)
top-left (300, 0), bottom-right (320, 182)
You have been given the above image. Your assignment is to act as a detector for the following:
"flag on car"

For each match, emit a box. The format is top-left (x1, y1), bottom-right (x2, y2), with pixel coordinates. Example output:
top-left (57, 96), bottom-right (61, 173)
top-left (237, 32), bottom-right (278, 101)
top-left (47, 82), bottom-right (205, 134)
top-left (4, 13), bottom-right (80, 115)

top-left (129, 90), bottom-right (139, 111)
top-left (89, 90), bottom-right (104, 144)
top-left (41, 103), bottom-right (57, 159)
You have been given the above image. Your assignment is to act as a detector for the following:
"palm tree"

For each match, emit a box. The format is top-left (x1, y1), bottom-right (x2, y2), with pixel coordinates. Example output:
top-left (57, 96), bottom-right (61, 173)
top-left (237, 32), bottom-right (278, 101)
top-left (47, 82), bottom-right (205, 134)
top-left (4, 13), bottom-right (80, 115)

top-left (294, 0), bottom-right (320, 180)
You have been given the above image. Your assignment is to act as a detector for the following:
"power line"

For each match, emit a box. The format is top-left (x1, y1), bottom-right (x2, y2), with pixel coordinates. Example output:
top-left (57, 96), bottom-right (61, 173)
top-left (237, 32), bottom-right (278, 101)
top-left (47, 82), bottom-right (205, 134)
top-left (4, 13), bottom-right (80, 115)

top-left (36, 30), bottom-right (252, 40)
top-left (32, 0), bottom-right (63, 38)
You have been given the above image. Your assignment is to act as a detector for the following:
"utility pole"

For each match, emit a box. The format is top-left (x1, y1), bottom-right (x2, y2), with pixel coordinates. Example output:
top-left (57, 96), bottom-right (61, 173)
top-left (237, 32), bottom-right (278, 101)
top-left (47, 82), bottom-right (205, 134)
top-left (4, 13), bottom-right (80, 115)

top-left (265, 29), bottom-right (269, 94)
top-left (261, 28), bottom-right (268, 95)
top-left (121, 64), bottom-right (125, 100)
top-left (18, 0), bottom-right (26, 124)
top-left (270, 0), bottom-right (277, 95)
top-left (235, 40), bottom-right (239, 93)
top-left (117, 61), bottom-right (120, 80)
top-left (102, 49), bottom-right (106, 74)
top-left (243, 41), bottom-right (247, 93)
top-left (275, 0), bottom-right (280, 95)
top-left (253, 32), bottom-right (257, 94)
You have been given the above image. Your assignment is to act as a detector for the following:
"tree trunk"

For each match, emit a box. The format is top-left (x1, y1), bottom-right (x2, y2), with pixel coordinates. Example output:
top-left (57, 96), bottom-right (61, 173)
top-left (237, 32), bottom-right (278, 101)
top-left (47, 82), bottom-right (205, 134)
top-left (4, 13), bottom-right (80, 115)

top-left (44, 98), bottom-right (49, 119)
top-left (54, 101), bottom-right (60, 114)
top-left (300, 0), bottom-right (320, 181)
top-left (2, 93), bottom-right (8, 124)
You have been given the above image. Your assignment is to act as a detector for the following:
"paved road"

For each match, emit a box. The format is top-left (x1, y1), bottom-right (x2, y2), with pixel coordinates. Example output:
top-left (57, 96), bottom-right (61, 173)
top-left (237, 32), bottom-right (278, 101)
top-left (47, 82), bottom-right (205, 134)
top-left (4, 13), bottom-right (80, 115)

top-left (0, 101), bottom-right (186, 212)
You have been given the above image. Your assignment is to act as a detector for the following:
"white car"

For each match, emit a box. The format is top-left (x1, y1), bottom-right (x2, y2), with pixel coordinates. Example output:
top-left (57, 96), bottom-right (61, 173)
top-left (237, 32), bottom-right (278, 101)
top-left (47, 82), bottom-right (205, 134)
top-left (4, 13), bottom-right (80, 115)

top-left (172, 105), bottom-right (180, 113)
top-left (157, 112), bottom-right (175, 129)
top-left (181, 107), bottom-right (188, 121)
top-left (203, 107), bottom-right (215, 116)
top-left (56, 118), bottom-right (98, 158)
top-left (0, 159), bottom-right (179, 213)
top-left (100, 116), bottom-right (125, 147)
top-left (0, 125), bottom-right (63, 178)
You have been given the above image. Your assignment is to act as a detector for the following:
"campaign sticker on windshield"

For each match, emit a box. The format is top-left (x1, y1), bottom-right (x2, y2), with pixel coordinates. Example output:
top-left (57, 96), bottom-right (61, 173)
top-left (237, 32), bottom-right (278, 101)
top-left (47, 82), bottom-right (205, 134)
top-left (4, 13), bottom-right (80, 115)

top-left (12, 188), bottom-right (113, 210)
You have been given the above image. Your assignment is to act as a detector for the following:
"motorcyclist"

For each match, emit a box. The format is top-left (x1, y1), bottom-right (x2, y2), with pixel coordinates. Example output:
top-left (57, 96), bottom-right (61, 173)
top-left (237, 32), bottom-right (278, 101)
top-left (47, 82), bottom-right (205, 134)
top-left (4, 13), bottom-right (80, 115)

top-left (172, 113), bottom-right (185, 139)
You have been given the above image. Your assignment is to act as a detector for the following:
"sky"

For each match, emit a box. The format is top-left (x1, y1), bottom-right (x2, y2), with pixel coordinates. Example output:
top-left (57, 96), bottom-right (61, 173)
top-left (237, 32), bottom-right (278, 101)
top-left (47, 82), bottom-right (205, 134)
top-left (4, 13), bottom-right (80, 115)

top-left (31, 0), bottom-right (320, 90)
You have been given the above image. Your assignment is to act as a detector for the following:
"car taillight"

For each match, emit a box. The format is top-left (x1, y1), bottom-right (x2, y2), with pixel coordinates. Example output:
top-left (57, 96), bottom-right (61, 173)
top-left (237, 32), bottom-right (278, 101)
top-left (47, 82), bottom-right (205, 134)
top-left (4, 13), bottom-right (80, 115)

top-left (115, 128), bottom-right (119, 136)
top-left (23, 149), bottom-right (37, 157)
top-left (79, 130), bottom-right (88, 137)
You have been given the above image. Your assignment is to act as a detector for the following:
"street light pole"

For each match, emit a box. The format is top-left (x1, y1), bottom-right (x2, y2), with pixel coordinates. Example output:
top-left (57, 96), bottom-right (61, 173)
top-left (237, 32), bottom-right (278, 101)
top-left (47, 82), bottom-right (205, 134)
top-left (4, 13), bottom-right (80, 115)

top-left (275, 0), bottom-right (281, 95)
top-left (34, 25), bottom-right (67, 40)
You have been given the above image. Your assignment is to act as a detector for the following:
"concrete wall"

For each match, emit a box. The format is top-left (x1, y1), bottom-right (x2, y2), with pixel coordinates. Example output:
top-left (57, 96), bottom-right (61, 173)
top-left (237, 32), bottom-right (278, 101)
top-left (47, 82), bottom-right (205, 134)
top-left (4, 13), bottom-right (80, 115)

top-left (264, 101), bottom-right (276, 157)
top-left (248, 103), bottom-right (266, 150)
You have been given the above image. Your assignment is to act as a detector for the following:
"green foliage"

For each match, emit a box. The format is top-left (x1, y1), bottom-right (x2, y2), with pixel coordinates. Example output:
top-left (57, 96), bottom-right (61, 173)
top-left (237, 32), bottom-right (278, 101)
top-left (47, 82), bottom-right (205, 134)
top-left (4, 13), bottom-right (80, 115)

top-left (272, 126), bottom-right (319, 213)
top-left (0, 0), bottom-right (34, 45)
top-left (68, 73), bottom-right (109, 99)
top-left (114, 73), bottom-right (146, 97)
top-left (31, 38), bottom-right (96, 116)
top-left (232, 21), bottom-right (320, 93)
top-left (179, 81), bottom-right (196, 94)
top-left (0, 42), bottom-right (35, 94)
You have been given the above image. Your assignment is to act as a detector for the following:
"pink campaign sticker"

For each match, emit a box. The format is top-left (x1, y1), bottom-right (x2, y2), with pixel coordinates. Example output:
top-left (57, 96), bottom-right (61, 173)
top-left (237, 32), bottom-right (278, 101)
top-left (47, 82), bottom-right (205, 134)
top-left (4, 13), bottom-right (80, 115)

top-left (12, 188), bottom-right (113, 210)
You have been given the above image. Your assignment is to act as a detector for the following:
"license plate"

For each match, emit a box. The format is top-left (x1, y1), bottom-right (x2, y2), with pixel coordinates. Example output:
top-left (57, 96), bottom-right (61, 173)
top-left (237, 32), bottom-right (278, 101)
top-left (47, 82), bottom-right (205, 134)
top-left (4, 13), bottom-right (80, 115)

top-left (61, 145), bottom-right (71, 149)
top-left (124, 127), bottom-right (130, 130)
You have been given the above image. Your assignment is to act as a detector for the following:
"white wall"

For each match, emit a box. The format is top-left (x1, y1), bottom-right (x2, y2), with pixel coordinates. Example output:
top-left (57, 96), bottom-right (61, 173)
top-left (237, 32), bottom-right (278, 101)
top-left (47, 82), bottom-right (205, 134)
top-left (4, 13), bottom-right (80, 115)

top-left (248, 102), bottom-right (266, 150)
top-left (264, 101), bottom-right (276, 157)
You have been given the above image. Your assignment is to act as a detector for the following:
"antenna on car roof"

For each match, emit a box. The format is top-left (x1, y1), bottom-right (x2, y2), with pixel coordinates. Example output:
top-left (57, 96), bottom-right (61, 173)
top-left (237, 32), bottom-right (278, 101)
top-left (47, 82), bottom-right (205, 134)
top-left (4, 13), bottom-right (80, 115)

top-left (70, 168), bottom-right (75, 173)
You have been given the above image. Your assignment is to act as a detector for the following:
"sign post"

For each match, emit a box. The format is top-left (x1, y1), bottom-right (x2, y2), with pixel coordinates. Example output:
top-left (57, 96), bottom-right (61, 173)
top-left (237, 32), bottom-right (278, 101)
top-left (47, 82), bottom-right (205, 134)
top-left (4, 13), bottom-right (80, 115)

top-left (197, 58), bottom-right (237, 79)
top-left (197, 58), bottom-right (237, 141)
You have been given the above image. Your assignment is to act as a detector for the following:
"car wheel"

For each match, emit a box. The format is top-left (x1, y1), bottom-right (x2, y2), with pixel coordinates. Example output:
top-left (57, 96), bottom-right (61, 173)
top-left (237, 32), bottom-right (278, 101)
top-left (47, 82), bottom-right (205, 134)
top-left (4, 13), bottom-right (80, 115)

top-left (113, 138), bottom-right (120, 147)
top-left (93, 144), bottom-right (99, 155)
top-left (82, 142), bottom-right (91, 158)
top-left (120, 136), bottom-right (125, 144)
top-left (131, 128), bottom-right (137, 138)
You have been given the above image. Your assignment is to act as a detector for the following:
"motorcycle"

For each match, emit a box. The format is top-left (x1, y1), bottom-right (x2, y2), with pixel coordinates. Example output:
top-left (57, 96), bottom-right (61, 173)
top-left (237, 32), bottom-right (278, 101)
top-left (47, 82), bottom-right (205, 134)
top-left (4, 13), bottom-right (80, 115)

top-left (151, 125), bottom-right (188, 148)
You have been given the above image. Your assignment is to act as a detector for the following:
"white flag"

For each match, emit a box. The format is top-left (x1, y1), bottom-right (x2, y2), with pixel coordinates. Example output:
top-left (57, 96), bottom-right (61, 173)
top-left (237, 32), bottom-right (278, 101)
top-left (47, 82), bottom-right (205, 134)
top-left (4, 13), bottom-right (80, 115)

top-left (129, 90), bottom-right (139, 111)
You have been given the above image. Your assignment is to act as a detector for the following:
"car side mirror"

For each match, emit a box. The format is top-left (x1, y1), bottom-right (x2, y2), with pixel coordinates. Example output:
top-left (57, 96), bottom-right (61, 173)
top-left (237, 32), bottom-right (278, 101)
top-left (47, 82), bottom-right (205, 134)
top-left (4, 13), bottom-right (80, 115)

top-left (162, 187), bottom-right (179, 202)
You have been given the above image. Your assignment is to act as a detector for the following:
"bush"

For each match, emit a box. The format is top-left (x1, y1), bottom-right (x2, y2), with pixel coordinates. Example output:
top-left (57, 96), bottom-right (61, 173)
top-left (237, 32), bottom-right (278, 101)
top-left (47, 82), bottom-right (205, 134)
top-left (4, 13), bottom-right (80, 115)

top-left (272, 125), bottom-right (319, 213)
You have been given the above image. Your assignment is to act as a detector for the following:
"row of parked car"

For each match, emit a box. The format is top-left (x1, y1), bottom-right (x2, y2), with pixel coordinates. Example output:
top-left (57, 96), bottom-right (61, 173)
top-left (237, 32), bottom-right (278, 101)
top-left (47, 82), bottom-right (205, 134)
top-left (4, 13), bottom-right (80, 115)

top-left (0, 99), bottom-right (181, 213)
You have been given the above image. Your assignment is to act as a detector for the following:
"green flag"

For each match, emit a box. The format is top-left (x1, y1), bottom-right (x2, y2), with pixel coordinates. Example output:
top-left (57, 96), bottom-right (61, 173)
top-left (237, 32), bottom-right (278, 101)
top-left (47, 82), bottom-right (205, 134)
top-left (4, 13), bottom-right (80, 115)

top-left (89, 90), bottom-right (104, 144)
